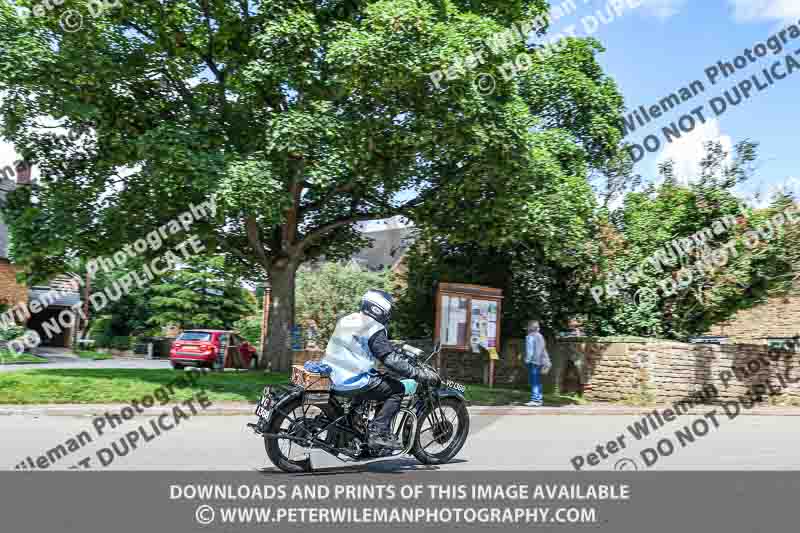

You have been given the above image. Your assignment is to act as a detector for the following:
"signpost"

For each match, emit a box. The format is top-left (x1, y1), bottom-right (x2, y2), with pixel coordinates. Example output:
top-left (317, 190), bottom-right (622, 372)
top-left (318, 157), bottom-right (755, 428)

top-left (259, 286), bottom-right (271, 369)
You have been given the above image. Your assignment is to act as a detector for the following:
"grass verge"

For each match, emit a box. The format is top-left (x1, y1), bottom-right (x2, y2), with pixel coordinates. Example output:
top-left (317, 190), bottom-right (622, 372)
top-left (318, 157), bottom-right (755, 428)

top-left (465, 383), bottom-right (587, 406)
top-left (0, 350), bottom-right (48, 365)
top-left (0, 369), bottom-right (587, 406)
top-left (0, 369), bottom-right (288, 404)
top-left (76, 350), bottom-right (113, 361)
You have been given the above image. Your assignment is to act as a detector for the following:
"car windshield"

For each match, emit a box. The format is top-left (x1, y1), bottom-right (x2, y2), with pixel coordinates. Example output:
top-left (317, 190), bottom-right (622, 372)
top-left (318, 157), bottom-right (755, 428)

top-left (178, 332), bottom-right (213, 342)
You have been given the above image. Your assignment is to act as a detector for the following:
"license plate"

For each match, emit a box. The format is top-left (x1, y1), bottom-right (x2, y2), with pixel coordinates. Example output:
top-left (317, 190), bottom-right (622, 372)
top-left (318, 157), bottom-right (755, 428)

top-left (446, 380), bottom-right (466, 393)
top-left (254, 387), bottom-right (274, 419)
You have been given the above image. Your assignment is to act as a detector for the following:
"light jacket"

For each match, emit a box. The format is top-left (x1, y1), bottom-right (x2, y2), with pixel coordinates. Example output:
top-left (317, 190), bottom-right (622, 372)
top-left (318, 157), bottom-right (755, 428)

top-left (525, 331), bottom-right (548, 366)
top-left (322, 312), bottom-right (386, 391)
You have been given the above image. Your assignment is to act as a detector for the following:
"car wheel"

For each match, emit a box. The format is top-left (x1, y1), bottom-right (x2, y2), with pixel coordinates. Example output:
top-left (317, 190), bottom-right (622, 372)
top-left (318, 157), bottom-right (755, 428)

top-left (171, 361), bottom-right (184, 370)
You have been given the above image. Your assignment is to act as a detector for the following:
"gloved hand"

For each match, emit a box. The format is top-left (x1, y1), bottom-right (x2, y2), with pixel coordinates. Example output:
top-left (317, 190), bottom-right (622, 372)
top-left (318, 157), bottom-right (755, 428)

top-left (416, 367), bottom-right (441, 387)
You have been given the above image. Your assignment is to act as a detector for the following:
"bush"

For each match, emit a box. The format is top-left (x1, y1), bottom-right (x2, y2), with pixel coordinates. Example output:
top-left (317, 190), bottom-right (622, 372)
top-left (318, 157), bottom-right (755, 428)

top-left (234, 314), bottom-right (262, 347)
top-left (0, 324), bottom-right (26, 343)
top-left (111, 336), bottom-right (132, 350)
top-left (92, 334), bottom-right (113, 349)
top-left (88, 316), bottom-right (115, 348)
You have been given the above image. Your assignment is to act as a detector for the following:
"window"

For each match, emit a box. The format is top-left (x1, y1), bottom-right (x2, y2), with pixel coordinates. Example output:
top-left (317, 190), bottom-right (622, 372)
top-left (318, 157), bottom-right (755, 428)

top-left (178, 331), bottom-right (212, 342)
top-left (439, 295), bottom-right (468, 347)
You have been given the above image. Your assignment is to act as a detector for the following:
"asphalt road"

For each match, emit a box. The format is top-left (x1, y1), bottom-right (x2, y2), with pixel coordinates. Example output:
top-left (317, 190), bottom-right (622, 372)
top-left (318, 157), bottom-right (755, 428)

top-left (4, 412), bottom-right (800, 472)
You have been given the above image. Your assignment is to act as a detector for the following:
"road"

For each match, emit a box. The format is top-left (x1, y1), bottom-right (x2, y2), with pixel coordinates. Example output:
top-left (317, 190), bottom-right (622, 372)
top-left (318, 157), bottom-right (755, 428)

top-left (4, 412), bottom-right (800, 472)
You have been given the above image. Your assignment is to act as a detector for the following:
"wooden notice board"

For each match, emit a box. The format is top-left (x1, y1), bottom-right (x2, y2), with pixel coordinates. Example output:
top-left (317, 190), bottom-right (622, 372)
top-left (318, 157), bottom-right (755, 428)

top-left (434, 283), bottom-right (503, 354)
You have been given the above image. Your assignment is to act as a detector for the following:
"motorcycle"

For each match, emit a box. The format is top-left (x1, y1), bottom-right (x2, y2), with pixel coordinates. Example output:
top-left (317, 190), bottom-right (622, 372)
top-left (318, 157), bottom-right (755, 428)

top-left (247, 342), bottom-right (470, 473)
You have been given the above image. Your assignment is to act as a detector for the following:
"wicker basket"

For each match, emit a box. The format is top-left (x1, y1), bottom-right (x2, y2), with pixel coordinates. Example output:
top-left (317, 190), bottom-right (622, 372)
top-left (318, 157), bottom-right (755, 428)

top-left (291, 365), bottom-right (332, 392)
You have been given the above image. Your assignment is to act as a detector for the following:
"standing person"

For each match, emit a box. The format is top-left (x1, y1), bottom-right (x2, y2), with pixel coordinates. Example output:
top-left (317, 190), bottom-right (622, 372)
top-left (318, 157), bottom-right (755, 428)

top-left (524, 320), bottom-right (551, 407)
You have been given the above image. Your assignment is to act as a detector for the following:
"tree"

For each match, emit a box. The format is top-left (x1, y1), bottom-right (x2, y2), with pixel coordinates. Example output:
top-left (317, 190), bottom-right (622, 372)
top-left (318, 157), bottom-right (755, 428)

top-left (295, 261), bottom-right (391, 346)
top-left (147, 256), bottom-right (255, 330)
top-left (0, 0), bottom-right (626, 366)
top-left (393, 228), bottom-right (600, 341)
top-left (587, 140), bottom-right (767, 339)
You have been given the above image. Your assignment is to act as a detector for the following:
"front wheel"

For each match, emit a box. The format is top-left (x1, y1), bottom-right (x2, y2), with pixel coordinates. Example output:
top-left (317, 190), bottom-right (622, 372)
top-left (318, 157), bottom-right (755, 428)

top-left (413, 397), bottom-right (469, 465)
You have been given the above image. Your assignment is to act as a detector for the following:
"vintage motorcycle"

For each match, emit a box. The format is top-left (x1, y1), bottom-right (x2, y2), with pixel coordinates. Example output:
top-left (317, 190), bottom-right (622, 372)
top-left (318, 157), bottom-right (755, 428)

top-left (248, 343), bottom-right (470, 473)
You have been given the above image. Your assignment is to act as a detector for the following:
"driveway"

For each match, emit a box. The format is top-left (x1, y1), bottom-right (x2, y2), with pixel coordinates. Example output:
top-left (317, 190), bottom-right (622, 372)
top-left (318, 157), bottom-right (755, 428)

top-left (0, 352), bottom-right (171, 372)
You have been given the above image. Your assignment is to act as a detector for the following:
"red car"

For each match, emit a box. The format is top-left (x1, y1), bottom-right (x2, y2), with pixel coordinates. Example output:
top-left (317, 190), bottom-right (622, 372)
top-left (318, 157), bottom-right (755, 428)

top-left (169, 330), bottom-right (257, 370)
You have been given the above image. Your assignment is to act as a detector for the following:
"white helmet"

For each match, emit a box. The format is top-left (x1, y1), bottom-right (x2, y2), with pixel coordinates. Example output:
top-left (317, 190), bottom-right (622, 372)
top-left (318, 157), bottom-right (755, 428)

top-left (360, 289), bottom-right (393, 325)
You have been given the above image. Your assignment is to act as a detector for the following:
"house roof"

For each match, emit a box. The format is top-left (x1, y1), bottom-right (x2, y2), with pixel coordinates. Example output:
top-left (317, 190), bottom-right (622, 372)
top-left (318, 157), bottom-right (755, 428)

top-left (29, 287), bottom-right (82, 308)
top-left (351, 226), bottom-right (415, 271)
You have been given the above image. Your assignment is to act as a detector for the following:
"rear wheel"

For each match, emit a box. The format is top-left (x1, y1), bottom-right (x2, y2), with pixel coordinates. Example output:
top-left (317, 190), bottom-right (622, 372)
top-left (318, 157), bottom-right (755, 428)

top-left (413, 397), bottom-right (469, 465)
top-left (170, 361), bottom-right (184, 370)
top-left (264, 397), bottom-right (336, 473)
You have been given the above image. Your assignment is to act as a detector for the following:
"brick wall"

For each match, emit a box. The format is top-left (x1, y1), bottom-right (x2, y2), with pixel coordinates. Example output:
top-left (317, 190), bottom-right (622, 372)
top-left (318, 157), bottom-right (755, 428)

top-left (0, 260), bottom-right (28, 317)
top-left (706, 294), bottom-right (800, 343)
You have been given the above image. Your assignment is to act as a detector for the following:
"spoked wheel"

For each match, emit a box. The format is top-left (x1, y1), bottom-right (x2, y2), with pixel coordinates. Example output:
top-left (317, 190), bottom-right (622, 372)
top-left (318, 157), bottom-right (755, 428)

top-left (413, 397), bottom-right (470, 465)
top-left (264, 398), bottom-right (335, 473)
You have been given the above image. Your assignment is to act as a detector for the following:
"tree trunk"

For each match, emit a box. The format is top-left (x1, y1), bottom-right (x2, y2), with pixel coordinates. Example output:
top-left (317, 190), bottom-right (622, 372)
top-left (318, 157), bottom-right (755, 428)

top-left (260, 262), bottom-right (297, 372)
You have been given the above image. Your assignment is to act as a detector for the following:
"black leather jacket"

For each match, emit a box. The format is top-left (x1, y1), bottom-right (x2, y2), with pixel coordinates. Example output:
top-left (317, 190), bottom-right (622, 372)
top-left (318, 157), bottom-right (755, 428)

top-left (367, 329), bottom-right (419, 380)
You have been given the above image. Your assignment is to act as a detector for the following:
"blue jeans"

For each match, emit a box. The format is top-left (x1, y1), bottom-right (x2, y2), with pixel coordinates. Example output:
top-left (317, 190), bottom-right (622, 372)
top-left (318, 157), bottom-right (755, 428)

top-left (527, 363), bottom-right (542, 403)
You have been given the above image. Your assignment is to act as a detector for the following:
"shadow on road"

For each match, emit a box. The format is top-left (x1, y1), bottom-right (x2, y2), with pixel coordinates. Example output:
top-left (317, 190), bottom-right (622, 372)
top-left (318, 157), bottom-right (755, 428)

top-left (256, 458), bottom-right (468, 476)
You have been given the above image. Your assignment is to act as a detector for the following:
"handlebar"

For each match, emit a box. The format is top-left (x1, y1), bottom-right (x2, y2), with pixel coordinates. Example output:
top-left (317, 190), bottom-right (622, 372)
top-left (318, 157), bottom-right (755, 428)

top-left (394, 344), bottom-right (442, 385)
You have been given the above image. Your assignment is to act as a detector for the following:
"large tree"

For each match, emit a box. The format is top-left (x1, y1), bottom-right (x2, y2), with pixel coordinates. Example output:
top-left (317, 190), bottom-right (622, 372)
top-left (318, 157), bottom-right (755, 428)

top-left (0, 0), bottom-right (625, 366)
top-left (147, 255), bottom-right (255, 330)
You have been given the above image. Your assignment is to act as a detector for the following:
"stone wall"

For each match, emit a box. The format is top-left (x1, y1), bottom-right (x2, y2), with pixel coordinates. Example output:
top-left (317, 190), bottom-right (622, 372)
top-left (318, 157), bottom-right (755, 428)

top-left (432, 336), bottom-right (800, 406)
top-left (0, 260), bottom-right (28, 315)
top-left (556, 338), bottom-right (800, 404)
top-left (706, 293), bottom-right (800, 343)
top-left (439, 338), bottom-right (559, 389)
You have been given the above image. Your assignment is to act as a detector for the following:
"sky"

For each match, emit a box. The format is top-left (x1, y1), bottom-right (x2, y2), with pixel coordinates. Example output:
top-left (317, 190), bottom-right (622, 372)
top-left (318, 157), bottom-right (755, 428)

top-left (559, 0), bottom-right (800, 203)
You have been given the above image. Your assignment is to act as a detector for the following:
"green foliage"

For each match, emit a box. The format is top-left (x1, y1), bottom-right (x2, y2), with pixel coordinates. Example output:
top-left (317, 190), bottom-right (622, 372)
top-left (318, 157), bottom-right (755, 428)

top-left (0, 324), bottom-right (27, 342)
top-left (586, 140), bottom-right (800, 339)
top-left (87, 315), bottom-right (114, 347)
top-left (0, 0), bottom-right (628, 363)
top-left (295, 262), bottom-right (392, 345)
top-left (110, 336), bottom-right (132, 350)
top-left (147, 256), bottom-right (255, 330)
top-left (393, 226), bottom-right (602, 340)
top-left (234, 313), bottom-right (263, 347)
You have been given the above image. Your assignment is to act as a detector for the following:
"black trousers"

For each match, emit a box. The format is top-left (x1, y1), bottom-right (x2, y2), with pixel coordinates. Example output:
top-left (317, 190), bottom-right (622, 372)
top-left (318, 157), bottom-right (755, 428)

top-left (354, 374), bottom-right (405, 433)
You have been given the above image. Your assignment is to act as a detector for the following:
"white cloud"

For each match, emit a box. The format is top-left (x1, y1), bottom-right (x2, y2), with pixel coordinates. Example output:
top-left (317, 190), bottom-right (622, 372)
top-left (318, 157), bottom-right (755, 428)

top-left (655, 118), bottom-right (734, 184)
top-left (727, 0), bottom-right (800, 23)
top-left (738, 175), bottom-right (800, 207)
top-left (639, 0), bottom-right (689, 19)
top-left (636, 0), bottom-right (800, 21)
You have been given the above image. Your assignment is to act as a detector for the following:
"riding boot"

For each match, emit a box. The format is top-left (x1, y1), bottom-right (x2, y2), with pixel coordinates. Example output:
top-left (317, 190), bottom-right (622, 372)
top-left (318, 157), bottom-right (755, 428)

top-left (368, 423), bottom-right (402, 450)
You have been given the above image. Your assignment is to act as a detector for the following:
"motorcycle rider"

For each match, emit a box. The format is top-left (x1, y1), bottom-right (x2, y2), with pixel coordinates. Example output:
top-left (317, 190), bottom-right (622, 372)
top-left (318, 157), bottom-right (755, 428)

top-left (322, 289), bottom-right (441, 450)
